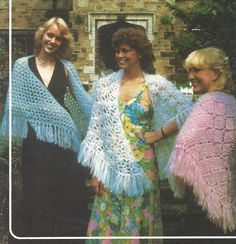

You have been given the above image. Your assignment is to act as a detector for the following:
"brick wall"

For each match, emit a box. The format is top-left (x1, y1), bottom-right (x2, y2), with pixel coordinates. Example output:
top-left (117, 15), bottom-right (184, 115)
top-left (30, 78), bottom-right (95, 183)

top-left (0, 0), bottom-right (9, 27)
top-left (72, 0), bottom-right (178, 83)
top-left (0, 0), bottom-right (194, 86)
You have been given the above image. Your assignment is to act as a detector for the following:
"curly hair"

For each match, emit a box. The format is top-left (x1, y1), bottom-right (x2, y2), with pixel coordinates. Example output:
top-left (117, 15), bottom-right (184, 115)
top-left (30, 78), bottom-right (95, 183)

top-left (34, 17), bottom-right (73, 59)
top-left (111, 27), bottom-right (156, 74)
top-left (184, 47), bottom-right (234, 94)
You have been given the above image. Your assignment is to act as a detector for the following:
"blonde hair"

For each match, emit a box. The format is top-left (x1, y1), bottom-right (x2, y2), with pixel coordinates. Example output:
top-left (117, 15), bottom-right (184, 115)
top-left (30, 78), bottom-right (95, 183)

top-left (184, 47), bottom-right (234, 94)
top-left (34, 17), bottom-right (73, 59)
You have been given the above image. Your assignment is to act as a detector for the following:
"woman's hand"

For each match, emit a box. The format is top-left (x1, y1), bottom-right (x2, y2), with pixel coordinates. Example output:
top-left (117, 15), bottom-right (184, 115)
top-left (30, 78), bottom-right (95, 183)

top-left (90, 176), bottom-right (104, 197)
top-left (144, 131), bottom-right (163, 144)
top-left (145, 120), bottom-right (178, 144)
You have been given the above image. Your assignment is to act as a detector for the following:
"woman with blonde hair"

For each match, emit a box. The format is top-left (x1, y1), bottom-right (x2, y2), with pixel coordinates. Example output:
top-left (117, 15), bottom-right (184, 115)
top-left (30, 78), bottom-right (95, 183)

top-left (1, 17), bottom-right (92, 236)
top-left (183, 47), bottom-right (234, 94)
top-left (168, 47), bottom-right (236, 234)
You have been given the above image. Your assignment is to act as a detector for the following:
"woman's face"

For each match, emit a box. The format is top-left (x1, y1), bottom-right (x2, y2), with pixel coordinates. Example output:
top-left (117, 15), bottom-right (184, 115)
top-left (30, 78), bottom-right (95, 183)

top-left (40, 24), bottom-right (63, 55)
top-left (188, 67), bottom-right (218, 94)
top-left (115, 43), bottom-right (140, 71)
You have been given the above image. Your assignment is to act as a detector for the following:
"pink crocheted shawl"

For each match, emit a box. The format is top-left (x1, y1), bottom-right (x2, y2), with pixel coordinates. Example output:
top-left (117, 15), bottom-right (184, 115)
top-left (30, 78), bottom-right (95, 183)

top-left (167, 92), bottom-right (236, 233)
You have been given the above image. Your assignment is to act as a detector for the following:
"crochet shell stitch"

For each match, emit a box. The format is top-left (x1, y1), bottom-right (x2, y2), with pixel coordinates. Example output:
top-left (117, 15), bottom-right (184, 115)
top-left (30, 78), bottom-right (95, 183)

top-left (168, 92), bottom-right (236, 233)
top-left (79, 70), bottom-right (193, 197)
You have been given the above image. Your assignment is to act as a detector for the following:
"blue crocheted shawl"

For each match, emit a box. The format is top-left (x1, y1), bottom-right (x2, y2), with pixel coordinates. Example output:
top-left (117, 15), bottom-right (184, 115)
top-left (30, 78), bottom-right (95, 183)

top-left (0, 56), bottom-right (92, 154)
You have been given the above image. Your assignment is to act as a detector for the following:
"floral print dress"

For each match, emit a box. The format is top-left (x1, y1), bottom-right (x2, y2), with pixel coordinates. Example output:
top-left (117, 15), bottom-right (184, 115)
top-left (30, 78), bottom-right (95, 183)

top-left (87, 82), bottom-right (163, 242)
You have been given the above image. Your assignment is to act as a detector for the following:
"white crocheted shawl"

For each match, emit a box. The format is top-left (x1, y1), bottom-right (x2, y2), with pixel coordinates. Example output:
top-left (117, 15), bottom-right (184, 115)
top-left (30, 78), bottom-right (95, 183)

top-left (79, 70), bottom-right (192, 196)
top-left (0, 56), bottom-right (92, 154)
top-left (167, 92), bottom-right (236, 233)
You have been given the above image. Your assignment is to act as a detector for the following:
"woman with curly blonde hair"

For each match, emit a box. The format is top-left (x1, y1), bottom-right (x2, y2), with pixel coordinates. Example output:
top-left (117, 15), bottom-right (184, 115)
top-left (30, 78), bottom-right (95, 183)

top-left (168, 47), bottom-right (236, 235)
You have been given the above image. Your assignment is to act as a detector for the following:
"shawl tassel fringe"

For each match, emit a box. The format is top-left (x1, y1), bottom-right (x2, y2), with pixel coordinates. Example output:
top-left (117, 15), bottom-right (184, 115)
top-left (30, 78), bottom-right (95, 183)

top-left (1, 111), bottom-right (81, 153)
top-left (79, 141), bottom-right (154, 197)
top-left (168, 147), bottom-right (236, 233)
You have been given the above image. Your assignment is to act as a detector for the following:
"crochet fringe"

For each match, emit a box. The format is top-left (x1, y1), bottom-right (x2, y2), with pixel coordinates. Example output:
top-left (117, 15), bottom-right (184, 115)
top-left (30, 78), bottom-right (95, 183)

top-left (79, 141), bottom-right (154, 197)
top-left (1, 111), bottom-right (81, 154)
top-left (1, 57), bottom-right (92, 156)
top-left (31, 121), bottom-right (81, 153)
top-left (168, 147), bottom-right (236, 233)
top-left (0, 110), bottom-right (27, 138)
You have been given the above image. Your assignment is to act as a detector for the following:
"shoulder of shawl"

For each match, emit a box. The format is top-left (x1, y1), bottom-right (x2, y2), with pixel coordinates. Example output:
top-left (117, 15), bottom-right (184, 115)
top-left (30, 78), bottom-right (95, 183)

top-left (60, 59), bottom-right (79, 83)
top-left (193, 93), bottom-right (216, 113)
top-left (99, 71), bottom-right (121, 86)
top-left (60, 59), bottom-right (72, 67)
top-left (60, 59), bottom-right (75, 72)
top-left (145, 73), bottom-right (174, 90)
top-left (191, 94), bottom-right (228, 125)
top-left (92, 71), bottom-right (121, 98)
top-left (145, 74), bottom-right (181, 105)
top-left (196, 93), bottom-right (214, 104)
top-left (13, 56), bottom-right (35, 79)
top-left (198, 92), bottom-right (236, 116)
top-left (14, 56), bottom-right (30, 68)
top-left (198, 92), bottom-right (226, 108)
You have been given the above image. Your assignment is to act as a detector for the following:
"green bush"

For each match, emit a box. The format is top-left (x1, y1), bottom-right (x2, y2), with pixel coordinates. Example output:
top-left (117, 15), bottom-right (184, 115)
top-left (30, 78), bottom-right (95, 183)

top-left (0, 39), bottom-right (25, 106)
top-left (166, 0), bottom-right (236, 95)
top-left (0, 39), bottom-right (25, 164)
top-left (0, 40), bottom-right (9, 104)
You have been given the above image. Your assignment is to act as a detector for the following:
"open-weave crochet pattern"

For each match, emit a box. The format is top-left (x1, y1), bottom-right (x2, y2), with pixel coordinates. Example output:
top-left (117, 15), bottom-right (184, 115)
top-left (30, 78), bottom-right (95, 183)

top-left (0, 56), bottom-right (92, 154)
top-left (167, 92), bottom-right (236, 233)
top-left (79, 69), bottom-right (192, 197)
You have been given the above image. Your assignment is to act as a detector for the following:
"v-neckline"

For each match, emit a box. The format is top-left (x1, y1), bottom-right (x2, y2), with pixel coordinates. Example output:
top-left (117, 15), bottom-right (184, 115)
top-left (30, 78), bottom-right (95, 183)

top-left (34, 57), bottom-right (57, 89)
top-left (118, 82), bottom-right (147, 105)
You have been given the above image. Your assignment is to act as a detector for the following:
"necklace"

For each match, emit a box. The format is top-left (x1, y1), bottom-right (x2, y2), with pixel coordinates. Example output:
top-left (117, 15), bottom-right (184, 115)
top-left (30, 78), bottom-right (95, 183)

top-left (36, 56), bottom-right (55, 67)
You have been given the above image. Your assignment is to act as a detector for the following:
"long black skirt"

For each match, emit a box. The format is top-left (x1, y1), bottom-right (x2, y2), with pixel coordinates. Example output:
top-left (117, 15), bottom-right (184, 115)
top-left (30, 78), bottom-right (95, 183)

top-left (20, 132), bottom-right (91, 237)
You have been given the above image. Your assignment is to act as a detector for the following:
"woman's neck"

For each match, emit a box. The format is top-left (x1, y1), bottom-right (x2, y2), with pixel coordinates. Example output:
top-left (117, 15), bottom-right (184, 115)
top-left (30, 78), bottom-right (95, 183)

top-left (36, 52), bottom-right (56, 67)
top-left (122, 67), bottom-right (144, 83)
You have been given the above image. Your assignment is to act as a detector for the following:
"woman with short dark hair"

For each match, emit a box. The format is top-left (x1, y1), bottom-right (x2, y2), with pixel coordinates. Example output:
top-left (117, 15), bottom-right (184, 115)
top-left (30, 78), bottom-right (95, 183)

top-left (79, 27), bottom-right (193, 238)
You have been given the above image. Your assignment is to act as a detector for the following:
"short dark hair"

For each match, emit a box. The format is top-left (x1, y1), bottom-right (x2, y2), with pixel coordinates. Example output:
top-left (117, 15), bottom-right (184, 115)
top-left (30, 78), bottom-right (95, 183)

top-left (111, 27), bottom-right (156, 74)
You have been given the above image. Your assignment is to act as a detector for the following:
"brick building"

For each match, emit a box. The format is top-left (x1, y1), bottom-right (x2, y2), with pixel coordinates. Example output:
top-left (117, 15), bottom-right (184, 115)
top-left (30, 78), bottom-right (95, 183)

top-left (0, 0), bottom-right (194, 87)
top-left (4, 1), bottom-right (234, 239)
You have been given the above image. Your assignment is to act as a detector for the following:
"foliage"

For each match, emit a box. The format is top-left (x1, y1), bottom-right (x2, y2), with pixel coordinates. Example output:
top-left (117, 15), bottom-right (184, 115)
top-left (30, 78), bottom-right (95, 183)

top-left (0, 40), bottom-right (9, 104)
top-left (0, 137), bottom-right (8, 166)
top-left (166, 0), bottom-right (236, 93)
top-left (74, 14), bottom-right (85, 24)
top-left (0, 36), bottom-right (30, 244)
top-left (0, 39), bottom-right (25, 166)
top-left (160, 14), bottom-right (173, 25)
top-left (0, 39), bottom-right (25, 105)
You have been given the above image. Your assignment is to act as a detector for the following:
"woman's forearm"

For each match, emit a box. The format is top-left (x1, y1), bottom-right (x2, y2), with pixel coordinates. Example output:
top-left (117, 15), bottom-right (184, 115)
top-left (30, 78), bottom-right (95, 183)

top-left (144, 119), bottom-right (178, 144)
top-left (161, 119), bottom-right (178, 138)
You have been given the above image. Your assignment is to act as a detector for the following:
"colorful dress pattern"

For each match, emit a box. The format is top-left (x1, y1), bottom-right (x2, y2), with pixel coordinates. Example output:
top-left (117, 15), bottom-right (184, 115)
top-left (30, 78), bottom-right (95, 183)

top-left (87, 83), bottom-right (163, 242)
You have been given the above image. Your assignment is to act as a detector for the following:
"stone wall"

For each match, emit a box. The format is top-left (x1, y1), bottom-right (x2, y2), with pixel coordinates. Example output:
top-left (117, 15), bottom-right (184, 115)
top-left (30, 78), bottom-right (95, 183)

top-left (72, 0), bottom-right (176, 83)
top-left (0, 0), bottom-right (9, 27)
top-left (0, 0), bottom-right (195, 86)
